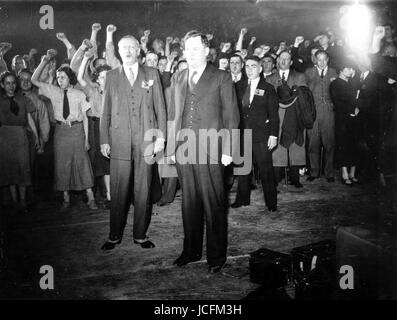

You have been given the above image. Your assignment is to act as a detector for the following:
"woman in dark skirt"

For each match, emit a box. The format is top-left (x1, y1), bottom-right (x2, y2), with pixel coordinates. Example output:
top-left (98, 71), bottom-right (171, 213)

top-left (31, 52), bottom-right (97, 210)
top-left (0, 71), bottom-right (39, 213)
top-left (77, 49), bottom-right (111, 205)
top-left (330, 60), bottom-right (360, 185)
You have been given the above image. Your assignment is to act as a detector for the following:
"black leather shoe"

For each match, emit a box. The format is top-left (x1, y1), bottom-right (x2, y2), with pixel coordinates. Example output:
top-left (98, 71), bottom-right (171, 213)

top-left (292, 182), bottom-right (303, 188)
top-left (101, 239), bottom-right (121, 251)
top-left (231, 201), bottom-right (249, 208)
top-left (208, 264), bottom-right (225, 274)
top-left (327, 177), bottom-right (335, 183)
top-left (268, 206), bottom-right (277, 212)
top-left (134, 239), bottom-right (155, 249)
top-left (306, 176), bottom-right (318, 182)
top-left (173, 253), bottom-right (201, 266)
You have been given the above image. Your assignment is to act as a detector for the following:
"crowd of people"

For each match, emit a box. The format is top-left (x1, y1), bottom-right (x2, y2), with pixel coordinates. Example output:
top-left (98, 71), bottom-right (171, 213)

top-left (0, 20), bottom-right (396, 269)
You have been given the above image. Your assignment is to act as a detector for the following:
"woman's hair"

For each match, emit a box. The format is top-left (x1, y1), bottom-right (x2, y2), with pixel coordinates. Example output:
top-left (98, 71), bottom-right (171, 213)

top-left (92, 64), bottom-right (112, 82)
top-left (11, 55), bottom-right (27, 71)
top-left (0, 71), bottom-right (18, 84)
top-left (0, 71), bottom-right (19, 94)
top-left (56, 66), bottom-right (77, 86)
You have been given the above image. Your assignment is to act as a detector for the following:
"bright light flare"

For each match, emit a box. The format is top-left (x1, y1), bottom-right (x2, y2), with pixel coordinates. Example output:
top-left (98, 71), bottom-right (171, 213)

top-left (340, 1), bottom-right (373, 56)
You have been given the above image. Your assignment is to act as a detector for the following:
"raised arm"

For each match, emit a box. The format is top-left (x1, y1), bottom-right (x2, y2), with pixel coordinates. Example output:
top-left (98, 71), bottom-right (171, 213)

top-left (56, 33), bottom-right (76, 60)
top-left (165, 36), bottom-right (173, 58)
top-left (0, 42), bottom-right (12, 74)
top-left (90, 23), bottom-right (101, 59)
top-left (31, 50), bottom-right (57, 89)
top-left (235, 28), bottom-right (247, 52)
top-left (105, 24), bottom-right (121, 69)
top-left (77, 48), bottom-right (96, 88)
top-left (70, 39), bottom-right (93, 73)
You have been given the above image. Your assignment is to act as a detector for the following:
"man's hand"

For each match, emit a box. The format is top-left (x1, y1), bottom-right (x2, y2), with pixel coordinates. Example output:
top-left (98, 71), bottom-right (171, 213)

top-left (153, 139), bottom-right (165, 155)
top-left (373, 26), bottom-right (385, 40)
top-left (82, 39), bottom-right (93, 50)
top-left (166, 36), bottom-right (173, 44)
top-left (240, 49), bottom-right (248, 59)
top-left (29, 48), bottom-right (38, 56)
top-left (206, 34), bottom-right (214, 41)
top-left (85, 140), bottom-right (90, 151)
top-left (84, 47), bottom-right (96, 59)
top-left (92, 23), bottom-right (102, 32)
top-left (240, 28), bottom-right (248, 36)
top-left (261, 45), bottom-right (270, 54)
top-left (294, 36), bottom-right (305, 47)
top-left (222, 42), bottom-right (231, 52)
top-left (101, 144), bottom-right (111, 158)
top-left (140, 36), bottom-right (148, 45)
top-left (56, 33), bottom-right (67, 41)
top-left (221, 154), bottom-right (233, 166)
top-left (250, 36), bottom-right (256, 44)
top-left (107, 24), bottom-right (117, 33)
top-left (268, 136), bottom-right (278, 150)
top-left (172, 37), bottom-right (180, 44)
top-left (144, 29), bottom-right (151, 38)
top-left (46, 49), bottom-right (57, 59)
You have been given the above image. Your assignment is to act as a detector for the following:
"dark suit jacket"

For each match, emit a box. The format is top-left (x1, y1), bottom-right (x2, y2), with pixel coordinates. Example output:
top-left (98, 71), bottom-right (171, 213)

top-left (233, 72), bottom-right (248, 115)
top-left (167, 63), bottom-right (240, 161)
top-left (100, 64), bottom-right (166, 161)
top-left (240, 77), bottom-right (280, 143)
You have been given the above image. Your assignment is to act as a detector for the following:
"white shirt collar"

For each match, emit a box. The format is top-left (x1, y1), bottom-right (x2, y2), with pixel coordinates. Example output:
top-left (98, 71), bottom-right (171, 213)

top-left (189, 63), bottom-right (207, 82)
top-left (123, 62), bottom-right (139, 78)
top-left (249, 76), bottom-right (261, 103)
top-left (279, 69), bottom-right (290, 80)
top-left (316, 65), bottom-right (328, 76)
top-left (361, 70), bottom-right (370, 80)
top-left (232, 72), bottom-right (242, 82)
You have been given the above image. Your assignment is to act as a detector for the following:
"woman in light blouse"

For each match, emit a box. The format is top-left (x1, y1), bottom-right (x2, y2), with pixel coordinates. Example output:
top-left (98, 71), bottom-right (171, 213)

top-left (31, 51), bottom-right (97, 210)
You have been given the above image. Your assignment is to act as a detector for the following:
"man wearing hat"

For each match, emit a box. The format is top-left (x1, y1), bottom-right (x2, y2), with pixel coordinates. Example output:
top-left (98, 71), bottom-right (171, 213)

top-left (231, 56), bottom-right (279, 211)
top-left (266, 50), bottom-right (308, 188)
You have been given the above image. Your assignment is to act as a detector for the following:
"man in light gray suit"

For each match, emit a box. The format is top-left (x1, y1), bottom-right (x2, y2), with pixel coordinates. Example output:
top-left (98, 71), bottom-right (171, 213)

top-left (100, 35), bottom-right (166, 250)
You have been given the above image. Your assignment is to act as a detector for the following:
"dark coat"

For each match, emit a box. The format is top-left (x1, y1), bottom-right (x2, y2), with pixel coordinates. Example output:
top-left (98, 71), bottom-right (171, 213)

top-left (266, 70), bottom-right (308, 166)
top-left (239, 77), bottom-right (279, 143)
top-left (166, 63), bottom-right (240, 162)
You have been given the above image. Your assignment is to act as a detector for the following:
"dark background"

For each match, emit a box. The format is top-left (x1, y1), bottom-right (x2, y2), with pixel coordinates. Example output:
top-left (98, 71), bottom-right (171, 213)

top-left (0, 0), bottom-right (396, 64)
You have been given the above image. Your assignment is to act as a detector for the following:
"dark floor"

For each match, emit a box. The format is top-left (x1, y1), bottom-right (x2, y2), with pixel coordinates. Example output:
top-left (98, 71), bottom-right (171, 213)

top-left (0, 174), bottom-right (396, 300)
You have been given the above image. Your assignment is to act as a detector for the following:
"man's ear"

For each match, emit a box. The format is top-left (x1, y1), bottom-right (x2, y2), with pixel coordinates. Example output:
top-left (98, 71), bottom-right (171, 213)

top-left (0, 82), bottom-right (4, 89)
top-left (259, 66), bottom-right (263, 73)
top-left (290, 60), bottom-right (293, 67)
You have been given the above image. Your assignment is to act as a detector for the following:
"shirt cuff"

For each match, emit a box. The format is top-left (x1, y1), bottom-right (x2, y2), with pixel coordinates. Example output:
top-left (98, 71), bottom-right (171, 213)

top-left (270, 136), bottom-right (278, 139)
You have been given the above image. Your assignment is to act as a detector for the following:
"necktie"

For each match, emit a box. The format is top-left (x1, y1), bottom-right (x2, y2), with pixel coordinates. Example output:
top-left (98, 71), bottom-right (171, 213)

top-left (281, 72), bottom-right (286, 83)
top-left (127, 67), bottom-right (135, 87)
top-left (8, 96), bottom-right (19, 116)
top-left (63, 89), bottom-right (70, 120)
top-left (320, 69), bottom-right (324, 79)
top-left (242, 80), bottom-right (251, 107)
top-left (189, 71), bottom-right (198, 90)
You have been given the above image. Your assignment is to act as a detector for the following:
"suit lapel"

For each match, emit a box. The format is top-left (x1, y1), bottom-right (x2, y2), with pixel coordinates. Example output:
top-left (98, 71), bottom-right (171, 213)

top-left (176, 69), bottom-right (188, 121)
top-left (250, 77), bottom-right (267, 109)
top-left (192, 63), bottom-right (215, 101)
top-left (132, 64), bottom-right (147, 109)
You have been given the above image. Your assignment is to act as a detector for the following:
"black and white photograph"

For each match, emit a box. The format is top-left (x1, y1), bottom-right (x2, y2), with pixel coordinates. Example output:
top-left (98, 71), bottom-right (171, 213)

top-left (0, 0), bottom-right (396, 308)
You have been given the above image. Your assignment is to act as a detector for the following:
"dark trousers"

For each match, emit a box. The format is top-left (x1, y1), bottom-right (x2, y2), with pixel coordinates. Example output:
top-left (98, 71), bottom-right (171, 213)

top-left (274, 166), bottom-right (300, 184)
top-left (150, 163), bottom-right (162, 203)
top-left (176, 162), bottom-right (227, 267)
top-left (109, 153), bottom-right (152, 241)
top-left (160, 177), bottom-right (178, 204)
top-left (235, 142), bottom-right (277, 209)
top-left (308, 115), bottom-right (335, 178)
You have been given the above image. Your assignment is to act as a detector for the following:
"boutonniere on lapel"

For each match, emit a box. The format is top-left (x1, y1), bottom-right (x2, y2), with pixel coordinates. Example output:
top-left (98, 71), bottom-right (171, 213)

top-left (254, 89), bottom-right (265, 96)
top-left (141, 79), bottom-right (154, 91)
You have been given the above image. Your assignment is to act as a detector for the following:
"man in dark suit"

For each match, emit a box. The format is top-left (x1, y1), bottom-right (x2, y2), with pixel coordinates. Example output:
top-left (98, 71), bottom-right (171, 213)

top-left (266, 50), bottom-right (308, 188)
top-left (305, 50), bottom-right (337, 182)
top-left (100, 35), bottom-right (167, 250)
top-left (167, 30), bottom-right (239, 273)
top-left (356, 56), bottom-right (387, 180)
top-left (231, 56), bottom-right (279, 211)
